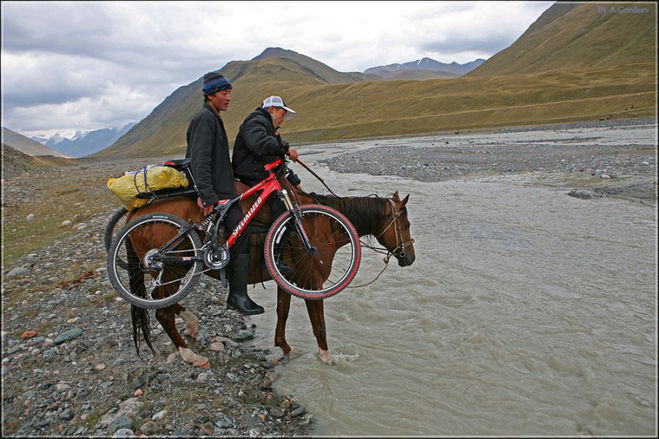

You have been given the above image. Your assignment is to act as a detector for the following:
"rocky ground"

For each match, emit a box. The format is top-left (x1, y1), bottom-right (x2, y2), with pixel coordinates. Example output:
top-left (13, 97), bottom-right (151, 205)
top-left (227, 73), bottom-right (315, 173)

top-left (321, 117), bottom-right (657, 204)
top-left (1, 161), bottom-right (313, 436)
top-left (2, 117), bottom-right (657, 437)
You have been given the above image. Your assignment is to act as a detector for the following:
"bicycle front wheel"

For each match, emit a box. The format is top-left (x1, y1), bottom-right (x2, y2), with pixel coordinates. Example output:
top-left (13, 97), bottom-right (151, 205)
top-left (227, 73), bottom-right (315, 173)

top-left (264, 205), bottom-right (361, 300)
top-left (107, 213), bottom-right (203, 309)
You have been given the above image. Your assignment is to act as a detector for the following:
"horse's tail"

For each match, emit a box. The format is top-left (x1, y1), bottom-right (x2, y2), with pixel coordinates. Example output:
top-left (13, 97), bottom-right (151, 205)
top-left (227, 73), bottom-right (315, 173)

top-left (125, 238), bottom-right (155, 355)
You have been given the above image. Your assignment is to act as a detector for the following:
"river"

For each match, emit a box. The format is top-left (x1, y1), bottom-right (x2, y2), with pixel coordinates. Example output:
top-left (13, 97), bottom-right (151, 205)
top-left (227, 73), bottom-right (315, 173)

top-left (246, 126), bottom-right (657, 435)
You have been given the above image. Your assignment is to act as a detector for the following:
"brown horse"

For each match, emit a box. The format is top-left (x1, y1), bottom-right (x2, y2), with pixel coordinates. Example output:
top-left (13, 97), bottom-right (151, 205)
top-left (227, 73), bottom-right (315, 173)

top-left (120, 181), bottom-right (415, 367)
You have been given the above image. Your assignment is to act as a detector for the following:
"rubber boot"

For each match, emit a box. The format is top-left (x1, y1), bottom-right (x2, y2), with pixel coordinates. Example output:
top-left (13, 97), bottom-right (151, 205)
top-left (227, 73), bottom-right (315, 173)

top-left (227, 254), bottom-right (264, 315)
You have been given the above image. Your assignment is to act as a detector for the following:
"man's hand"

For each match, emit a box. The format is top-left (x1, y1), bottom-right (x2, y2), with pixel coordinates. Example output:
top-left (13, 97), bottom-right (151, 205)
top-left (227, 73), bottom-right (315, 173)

top-left (288, 147), bottom-right (299, 162)
top-left (197, 197), bottom-right (214, 216)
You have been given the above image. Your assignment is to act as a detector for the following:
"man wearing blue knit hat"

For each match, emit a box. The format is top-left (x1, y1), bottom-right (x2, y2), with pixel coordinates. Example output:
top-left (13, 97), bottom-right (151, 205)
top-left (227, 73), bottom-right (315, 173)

top-left (185, 71), bottom-right (264, 315)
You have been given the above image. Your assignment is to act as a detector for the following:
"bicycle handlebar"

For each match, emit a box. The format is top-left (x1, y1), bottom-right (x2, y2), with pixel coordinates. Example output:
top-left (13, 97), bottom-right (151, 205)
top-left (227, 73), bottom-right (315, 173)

top-left (264, 159), bottom-right (284, 171)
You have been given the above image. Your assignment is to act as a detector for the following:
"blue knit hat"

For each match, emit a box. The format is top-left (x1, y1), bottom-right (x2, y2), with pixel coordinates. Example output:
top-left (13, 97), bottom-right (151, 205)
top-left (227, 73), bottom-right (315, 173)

top-left (202, 72), bottom-right (232, 95)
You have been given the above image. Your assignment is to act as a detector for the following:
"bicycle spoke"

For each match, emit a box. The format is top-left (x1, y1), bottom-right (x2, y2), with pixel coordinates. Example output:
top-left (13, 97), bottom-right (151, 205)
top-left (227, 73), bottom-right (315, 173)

top-left (108, 214), bottom-right (203, 309)
top-left (265, 206), bottom-right (360, 300)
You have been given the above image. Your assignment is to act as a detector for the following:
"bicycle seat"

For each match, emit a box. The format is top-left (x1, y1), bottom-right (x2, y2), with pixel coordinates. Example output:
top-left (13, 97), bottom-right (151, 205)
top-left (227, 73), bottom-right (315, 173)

top-left (164, 158), bottom-right (191, 168)
top-left (264, 159), bottom-right (283, 171)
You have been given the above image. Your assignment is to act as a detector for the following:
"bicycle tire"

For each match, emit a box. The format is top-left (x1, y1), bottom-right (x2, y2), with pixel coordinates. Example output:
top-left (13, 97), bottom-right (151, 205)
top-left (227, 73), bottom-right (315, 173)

top-left (107, 212), bottom-right (203, 309)
top-left (104, 206), bottom-right (128, 252)
top-left (264, 205), bottom-right (361, 300)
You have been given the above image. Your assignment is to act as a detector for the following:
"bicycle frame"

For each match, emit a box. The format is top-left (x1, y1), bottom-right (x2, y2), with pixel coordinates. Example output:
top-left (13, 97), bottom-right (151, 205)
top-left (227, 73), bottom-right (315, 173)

top-left (217, 159), bottom-right (309, 251)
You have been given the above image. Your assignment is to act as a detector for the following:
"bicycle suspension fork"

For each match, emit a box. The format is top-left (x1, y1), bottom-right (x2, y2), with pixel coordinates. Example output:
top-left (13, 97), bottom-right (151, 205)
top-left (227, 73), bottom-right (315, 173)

top-left (280, 189), bottom-right (317, 255)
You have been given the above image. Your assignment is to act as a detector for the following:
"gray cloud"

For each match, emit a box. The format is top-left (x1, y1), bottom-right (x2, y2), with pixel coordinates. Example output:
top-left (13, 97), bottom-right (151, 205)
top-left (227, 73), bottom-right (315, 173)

top-left (420, 32), bottom-right (517, 57)
top-left (1, 1), bottom-right (554, 137)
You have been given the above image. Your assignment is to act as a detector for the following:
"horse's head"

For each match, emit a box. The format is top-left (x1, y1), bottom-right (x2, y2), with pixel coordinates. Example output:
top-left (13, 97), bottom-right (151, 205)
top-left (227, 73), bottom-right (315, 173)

top-left (376, 191), bottom-right (416, 267)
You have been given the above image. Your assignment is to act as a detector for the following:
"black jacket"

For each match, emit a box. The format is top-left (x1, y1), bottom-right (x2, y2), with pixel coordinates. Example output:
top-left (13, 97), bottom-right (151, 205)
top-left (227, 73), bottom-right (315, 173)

top-left (185, 103), bottom-right (237, 206)
top-left (232, 107), bottom-right (300, 186)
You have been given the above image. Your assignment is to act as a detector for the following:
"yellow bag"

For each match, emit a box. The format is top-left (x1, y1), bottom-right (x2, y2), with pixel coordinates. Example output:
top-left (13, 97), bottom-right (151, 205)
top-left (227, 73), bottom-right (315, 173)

top-left (107, 165), bottom-right (189, 210)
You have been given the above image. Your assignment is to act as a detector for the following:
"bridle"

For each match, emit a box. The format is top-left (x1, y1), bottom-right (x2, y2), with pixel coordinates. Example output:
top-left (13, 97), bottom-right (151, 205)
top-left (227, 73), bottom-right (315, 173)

top-left (350, 197), bottom-right (415, 288)
top-left (294, 158), bottom-right (414, 288)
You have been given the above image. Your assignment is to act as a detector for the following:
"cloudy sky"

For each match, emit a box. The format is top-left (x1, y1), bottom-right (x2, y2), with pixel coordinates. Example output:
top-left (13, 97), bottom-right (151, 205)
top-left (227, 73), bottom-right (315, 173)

top-left (1, 1), bottom-right (553, 139)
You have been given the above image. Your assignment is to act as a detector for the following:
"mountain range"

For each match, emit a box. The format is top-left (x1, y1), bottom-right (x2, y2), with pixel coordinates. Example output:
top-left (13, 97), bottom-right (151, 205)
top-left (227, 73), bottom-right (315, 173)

top-left (97, 1), bottom-right (655, 159)
top-left (5, 1), bottom-right (656, 160)
top-left (30, 122), bottom-right (136, 158)
top-left (364, 57), bottom-right (486, 80)
top-left (1, 127), bottom-right (69, 158)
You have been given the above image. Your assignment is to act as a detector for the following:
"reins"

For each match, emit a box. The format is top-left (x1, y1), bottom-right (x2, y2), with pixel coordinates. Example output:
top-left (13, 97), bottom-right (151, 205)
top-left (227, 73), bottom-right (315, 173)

top-left (295, 158), bottom-right (341, 197)
top-left (295, 158), bottom-right (414, 288)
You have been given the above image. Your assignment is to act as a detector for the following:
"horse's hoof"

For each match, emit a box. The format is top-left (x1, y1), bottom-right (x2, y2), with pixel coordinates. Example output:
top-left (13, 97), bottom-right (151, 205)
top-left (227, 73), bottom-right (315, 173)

top-left (286, 348), bottom-right (304, 360)
top-left (179, 347), bottom-right (209, 368)
top-left (318, 349), bottom-right (331, 364)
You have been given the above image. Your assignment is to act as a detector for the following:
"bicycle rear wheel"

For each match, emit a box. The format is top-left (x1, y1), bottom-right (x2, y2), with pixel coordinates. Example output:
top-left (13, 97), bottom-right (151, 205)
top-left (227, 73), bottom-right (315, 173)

top-left (104, 206), bottom-right (128, 253)
top-left (264, 205), bottom-right (361, 300)
top-left (107, 213), bottom-right (203, 309)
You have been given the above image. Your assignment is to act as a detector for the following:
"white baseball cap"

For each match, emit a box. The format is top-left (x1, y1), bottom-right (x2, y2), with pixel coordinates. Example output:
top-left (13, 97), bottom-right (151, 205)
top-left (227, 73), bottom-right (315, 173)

top-left (262, 96), bottom-right (296, 120)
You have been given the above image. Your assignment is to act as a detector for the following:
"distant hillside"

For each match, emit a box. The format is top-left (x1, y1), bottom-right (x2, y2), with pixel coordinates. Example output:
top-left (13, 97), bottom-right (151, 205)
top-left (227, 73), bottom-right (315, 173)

top-left (1, 127), bottom-right (69, 158)
top-left (376, 70), bottom-right (458, 81)
top-left (468, 1), bottom-right (656, 76)
top-left (94, 47), bottom-right (375, 158)
top-left (253, 47), bottom-right (376, 83)
top-left (278, 65), bottom-right (655, 143)
top-left (40, 122), bottom-right (136, 157)
top-left (1, 144), bottom-right (73, 178)
top-left (95, 12), bottom-right (656, 160)
top-left (365, 57), bottom-right (485, 79)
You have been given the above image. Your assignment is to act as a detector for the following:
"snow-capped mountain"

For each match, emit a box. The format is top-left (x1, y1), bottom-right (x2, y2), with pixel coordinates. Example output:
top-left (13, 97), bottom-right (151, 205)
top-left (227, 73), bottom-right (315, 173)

top-left (31, 122), bottom-right (135, 158)
top-left (364, 57), bottom-right (486, 79)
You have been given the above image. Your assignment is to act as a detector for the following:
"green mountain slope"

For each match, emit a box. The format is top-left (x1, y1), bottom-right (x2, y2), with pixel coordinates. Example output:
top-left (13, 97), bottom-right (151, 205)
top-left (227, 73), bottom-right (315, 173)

top-left (96, 3), bottom-right (656, 160)
top-left (95, 48), bottom-right (372, 158)
top-left (252, 47), bottom-right (376, 83)
top-left (468, 1), bottom-right (656, 76)
top-left (281, 65), bottom-right (655, 143)
top-left (1, 127), bottom-right (70, 158)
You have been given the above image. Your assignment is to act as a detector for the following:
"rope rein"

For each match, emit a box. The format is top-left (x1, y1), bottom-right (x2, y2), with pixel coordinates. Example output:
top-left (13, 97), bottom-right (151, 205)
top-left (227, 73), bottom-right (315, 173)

top-left (295, 158), bottom-right (413, 289)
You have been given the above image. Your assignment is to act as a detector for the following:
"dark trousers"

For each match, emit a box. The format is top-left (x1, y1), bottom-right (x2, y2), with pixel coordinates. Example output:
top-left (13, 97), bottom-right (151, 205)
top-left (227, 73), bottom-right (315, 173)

top-left (224, 202), bottom-right (249, 256)
top-left (267, 195), bottom-right (287, 223)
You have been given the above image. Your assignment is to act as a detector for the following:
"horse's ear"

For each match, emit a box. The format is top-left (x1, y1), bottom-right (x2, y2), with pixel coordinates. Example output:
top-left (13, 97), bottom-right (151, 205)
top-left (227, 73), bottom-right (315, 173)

top-left (401, 194), bottom-right (410, 207)
top-left (392, 191), bottom-right (400, 201)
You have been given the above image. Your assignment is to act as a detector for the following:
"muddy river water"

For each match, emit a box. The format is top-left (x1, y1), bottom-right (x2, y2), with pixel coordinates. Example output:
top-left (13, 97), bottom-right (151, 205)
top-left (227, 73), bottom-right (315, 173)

top-left (247, 125), bottom-right (657, 435)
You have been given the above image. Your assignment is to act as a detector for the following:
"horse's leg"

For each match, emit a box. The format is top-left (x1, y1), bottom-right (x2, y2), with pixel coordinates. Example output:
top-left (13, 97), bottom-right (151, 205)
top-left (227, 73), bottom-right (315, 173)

top-left (274, 286), bottom-right (292, 355)
top-left (155, 305), bottom-right (209, 368)
top-left (173, 303), bottom-right (199, 341)
top-left (154, 278), bottom-right (209, 368)
top-left (275, 286), bottom-right (303, 359)
top-left (305, 299), bottom-right (330, 364)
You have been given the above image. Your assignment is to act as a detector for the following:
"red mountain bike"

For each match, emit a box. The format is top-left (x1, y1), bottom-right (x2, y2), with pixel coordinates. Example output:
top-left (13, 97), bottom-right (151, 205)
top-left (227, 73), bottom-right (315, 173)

top-left (107, 158), bottom-right (361, 309)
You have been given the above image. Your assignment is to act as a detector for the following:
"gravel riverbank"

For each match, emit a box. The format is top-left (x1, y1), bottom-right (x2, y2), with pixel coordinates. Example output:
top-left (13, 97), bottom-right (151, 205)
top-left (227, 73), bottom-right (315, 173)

top-left (320, 117), bottom-right (657, 203)
top-left (1, 161), bottom-right (313, 436)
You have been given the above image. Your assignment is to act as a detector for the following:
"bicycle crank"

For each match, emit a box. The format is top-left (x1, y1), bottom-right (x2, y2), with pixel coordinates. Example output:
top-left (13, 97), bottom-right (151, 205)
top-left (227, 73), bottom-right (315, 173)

top-left (204, 244), bottom-right (230, 269)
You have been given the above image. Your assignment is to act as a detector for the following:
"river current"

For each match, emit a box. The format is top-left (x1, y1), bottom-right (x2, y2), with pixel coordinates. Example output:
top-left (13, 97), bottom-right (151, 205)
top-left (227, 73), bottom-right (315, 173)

top-left (246, 125), bottom-right (657, 435)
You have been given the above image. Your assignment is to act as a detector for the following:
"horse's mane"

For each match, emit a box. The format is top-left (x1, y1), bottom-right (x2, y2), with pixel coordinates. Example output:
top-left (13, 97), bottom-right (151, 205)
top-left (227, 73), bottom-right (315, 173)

top-left (300, 191), bottom-right (387, 235)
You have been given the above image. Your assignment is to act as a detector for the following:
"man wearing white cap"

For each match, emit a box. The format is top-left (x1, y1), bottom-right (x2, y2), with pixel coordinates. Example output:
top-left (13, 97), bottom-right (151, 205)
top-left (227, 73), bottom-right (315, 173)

top-left (232, 96), bottom-right (302, 270)
top-left (232, 95), bottom-right (301, 190)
